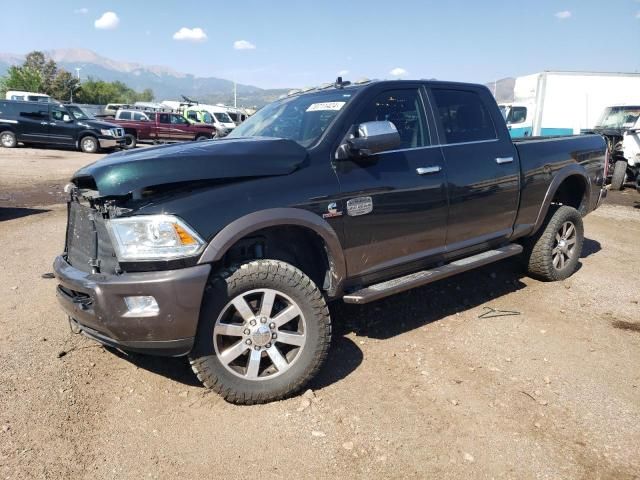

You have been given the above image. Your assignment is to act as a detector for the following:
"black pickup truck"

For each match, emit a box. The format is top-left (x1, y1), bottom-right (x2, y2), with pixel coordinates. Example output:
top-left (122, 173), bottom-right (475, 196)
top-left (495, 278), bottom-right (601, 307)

top-left (53, 79), bottom-right (607, 404)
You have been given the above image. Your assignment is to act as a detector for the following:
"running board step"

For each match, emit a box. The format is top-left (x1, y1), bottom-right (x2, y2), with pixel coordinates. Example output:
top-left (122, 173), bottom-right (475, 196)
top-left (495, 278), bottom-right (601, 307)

top-left (343, 244), bottom-right (523, 305)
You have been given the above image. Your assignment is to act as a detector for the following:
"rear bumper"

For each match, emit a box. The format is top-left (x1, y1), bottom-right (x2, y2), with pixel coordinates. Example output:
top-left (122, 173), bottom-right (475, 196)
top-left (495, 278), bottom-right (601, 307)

top-left (53, 255), bottom-right (211, 356)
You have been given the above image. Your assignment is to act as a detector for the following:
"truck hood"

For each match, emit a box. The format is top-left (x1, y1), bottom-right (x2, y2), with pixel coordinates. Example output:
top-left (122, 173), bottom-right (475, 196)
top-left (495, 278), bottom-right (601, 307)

top-left (80, 119), bottom-right (121, 130)
top-left (72, 137), bottom-right (309, 198)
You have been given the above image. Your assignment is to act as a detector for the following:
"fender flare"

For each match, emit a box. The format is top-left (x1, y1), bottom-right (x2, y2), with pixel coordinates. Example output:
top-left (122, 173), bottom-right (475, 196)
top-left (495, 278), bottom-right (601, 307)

top-left (532, 163), bottom-right (591, 233)
top-left (197, 208), bottom-right (347, 297)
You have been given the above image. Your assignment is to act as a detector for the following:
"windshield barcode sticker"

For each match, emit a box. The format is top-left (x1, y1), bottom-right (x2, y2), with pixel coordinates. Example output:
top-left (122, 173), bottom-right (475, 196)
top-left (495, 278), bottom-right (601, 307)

top-left (306, 102), bottom-right (346, 112)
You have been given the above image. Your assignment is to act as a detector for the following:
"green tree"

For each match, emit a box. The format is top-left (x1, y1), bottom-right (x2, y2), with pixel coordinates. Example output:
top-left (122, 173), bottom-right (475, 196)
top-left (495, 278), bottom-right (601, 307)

top-left (75, 78), bottom-right (154, 104)
top-left (0, 65), bottom-right (44, 93)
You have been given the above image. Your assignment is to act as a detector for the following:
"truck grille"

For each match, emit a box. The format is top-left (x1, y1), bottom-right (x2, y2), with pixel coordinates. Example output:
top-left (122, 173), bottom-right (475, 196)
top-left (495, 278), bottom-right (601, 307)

top-left (111, 127), bottom-right (125, 138)
top-left (65, 201), bottom-right (119, 274)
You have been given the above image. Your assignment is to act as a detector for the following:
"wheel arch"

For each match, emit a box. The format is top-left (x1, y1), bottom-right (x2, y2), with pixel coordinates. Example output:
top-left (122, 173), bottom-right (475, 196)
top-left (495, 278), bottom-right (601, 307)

top-left (197, 208), bottom-right (347, 297)
top-left (532, 164), bottom-right (591, 234)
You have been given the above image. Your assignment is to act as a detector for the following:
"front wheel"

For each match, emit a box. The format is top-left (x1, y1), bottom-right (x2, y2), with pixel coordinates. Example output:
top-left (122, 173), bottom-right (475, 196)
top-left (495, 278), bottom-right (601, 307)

top-left (610, 160), bottom-right (628, 190)
top-left (189, 260), bottom-right (331, 404)
top-left (123, 134), bottom-right (137, 149)
top-left (0, 131), bottom-right (17, 148)
top-left (79, 136), bottom-right (99, 153)
top-left (523, 205), bottom-right (584, 281)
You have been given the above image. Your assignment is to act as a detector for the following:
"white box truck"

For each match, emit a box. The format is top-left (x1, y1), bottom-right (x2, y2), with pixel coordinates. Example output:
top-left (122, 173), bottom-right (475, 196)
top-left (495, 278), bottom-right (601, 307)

top-left (505, 71), bottom-right (640, 138)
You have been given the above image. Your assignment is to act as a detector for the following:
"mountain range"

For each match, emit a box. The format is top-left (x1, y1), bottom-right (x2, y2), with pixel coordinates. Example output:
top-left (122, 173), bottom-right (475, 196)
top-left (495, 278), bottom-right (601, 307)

top-left (0, 49), bottom-right (289, 107)
top-left (0, 48), bottom-right (516, 106)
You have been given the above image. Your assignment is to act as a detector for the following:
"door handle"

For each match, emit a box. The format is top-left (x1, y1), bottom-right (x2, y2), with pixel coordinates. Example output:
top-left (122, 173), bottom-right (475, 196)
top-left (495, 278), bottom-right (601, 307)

top-left (495, 157), bottom-right (514, 165)
top-left (40, 121), bottom-right (49, 126)
top-left (416, 166), bottom-right (442, 175)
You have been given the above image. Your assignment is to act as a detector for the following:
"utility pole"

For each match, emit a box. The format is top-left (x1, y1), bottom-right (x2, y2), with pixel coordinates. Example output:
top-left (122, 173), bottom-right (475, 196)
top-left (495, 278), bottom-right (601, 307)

top-left (234, 81), bottom-right (237, 108)
top-left (75, 67), bottom-right (81, 80)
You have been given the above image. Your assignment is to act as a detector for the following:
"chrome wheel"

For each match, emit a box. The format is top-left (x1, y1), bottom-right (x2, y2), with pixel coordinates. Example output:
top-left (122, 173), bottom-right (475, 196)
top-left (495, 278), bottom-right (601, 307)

top-left (213, 288), bottom-right (307, 381)
top-left (81, 137), bottom-right (97, 153)
top-left (1, 132), bottom-right (16, 148)
top-left (552, 221), bottom-right (577, 270)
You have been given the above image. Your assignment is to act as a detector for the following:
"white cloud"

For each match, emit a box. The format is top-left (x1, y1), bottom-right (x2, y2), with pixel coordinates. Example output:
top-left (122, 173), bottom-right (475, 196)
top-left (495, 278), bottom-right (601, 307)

top-left (636, 11), bottom-right (640, 19)
top-left (389, 67), bottom-right (408, 77)
top-left (337, 69), bottom-right (349, 76)
top-left (554, 10), bottom-right (572, 19)
top-left (173, 27), bottom-right (207, 42)
top-left (94, 11), bottom-right (119, 30)
top-left (74, 7), bottom-right (88, 14)
top-left (233, 40), bottom-right (256, 50)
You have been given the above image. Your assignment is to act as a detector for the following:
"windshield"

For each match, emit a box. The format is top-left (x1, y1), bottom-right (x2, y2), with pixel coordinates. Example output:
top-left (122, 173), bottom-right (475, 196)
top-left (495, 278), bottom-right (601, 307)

top-left (228, 91), bottom-right (354, 147)
top-left (596, 106), bottom-right (640, 129)
top-left (213, 112), bottom-right (233, 123)
top-left (67, 105), bottom-right (93, 120)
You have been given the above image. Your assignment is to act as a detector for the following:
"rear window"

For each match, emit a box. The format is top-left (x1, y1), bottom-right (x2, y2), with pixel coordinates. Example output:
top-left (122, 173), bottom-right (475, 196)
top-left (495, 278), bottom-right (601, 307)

top-left (432, 89), bottom-right (497, 144)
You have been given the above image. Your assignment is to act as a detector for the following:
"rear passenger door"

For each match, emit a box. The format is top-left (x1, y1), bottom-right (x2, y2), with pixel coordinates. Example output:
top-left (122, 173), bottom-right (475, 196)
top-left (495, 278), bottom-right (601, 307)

top-left (428, 87), bottom-right (520, 252)
top-left (15, 103), bottom-right (50, 143)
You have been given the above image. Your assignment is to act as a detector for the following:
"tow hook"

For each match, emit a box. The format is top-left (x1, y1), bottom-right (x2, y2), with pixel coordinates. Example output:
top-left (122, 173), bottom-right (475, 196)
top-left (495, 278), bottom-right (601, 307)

top-left (68, 316), bottom-right (82, 335)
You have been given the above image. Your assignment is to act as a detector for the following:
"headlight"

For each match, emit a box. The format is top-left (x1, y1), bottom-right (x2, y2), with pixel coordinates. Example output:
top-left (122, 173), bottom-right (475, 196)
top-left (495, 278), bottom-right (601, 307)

top-left (107, 215), bottom-right (205, 261)
top-left (100, 129), bottom-right (114, 136)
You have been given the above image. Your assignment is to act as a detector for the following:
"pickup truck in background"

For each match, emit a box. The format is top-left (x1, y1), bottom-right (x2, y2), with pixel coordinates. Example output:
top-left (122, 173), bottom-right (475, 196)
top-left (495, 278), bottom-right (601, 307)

top-left (53, 79), bottom-right (607, 404)
top-left (108, 109), bottom-right (216, 148)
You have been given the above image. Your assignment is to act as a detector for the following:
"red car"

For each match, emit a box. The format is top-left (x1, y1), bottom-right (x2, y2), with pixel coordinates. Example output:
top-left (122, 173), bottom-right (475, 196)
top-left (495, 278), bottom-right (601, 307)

top-left (109, 110), bottom-right (216, 148)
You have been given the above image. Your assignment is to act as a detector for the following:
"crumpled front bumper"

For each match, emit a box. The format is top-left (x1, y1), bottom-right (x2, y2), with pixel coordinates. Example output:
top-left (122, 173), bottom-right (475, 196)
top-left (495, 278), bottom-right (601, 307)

top-left (53, 255), bottom-right (210, 356)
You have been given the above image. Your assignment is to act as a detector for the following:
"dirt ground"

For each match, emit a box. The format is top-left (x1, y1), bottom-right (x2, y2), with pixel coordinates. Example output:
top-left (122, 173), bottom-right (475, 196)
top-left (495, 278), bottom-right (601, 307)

top-left (1, 146), bottom-right (639, 479)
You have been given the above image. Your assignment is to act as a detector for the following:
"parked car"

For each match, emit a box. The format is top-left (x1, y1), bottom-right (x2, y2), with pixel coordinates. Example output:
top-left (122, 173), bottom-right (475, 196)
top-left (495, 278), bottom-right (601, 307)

top-left (0, 100), bottom-right (125, 152)
top-left (53, 79), bottom-right (607, 404)
top-left (108, 109), bottom-right (216, 148)
top-left (583, 105), bottom-right (640, 191)
top-left (5, 90), bottom-right (51, 102)
top-left (505, 71), bottom-right (640, 137)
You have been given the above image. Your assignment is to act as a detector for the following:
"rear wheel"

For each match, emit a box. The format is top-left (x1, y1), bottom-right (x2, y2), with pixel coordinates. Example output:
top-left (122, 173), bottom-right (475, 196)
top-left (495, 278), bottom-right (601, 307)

top-left (523, 205), bottom-right (584, 281)
top-left (189, 260), bottom-right (331, 404)
top-left (79, 135), bottom-right (99, 153)
top-left (195, 134), bottom-right (209, 141)
top-left (0, 131), bottom-right (17, 148)
top-left (123, 133), bottom-right (137, 149)
top-left (610, 160), bottom-right (628, 190)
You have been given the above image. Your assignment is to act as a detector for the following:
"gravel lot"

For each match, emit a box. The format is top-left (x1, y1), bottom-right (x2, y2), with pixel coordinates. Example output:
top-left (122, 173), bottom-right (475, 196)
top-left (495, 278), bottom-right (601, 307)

top-left (1, 146), bottom-right (639, 479)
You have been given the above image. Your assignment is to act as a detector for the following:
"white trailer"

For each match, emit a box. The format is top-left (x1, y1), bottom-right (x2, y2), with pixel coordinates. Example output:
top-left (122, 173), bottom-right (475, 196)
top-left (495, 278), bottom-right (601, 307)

top-left (505, 71), bottom-right (640, 138)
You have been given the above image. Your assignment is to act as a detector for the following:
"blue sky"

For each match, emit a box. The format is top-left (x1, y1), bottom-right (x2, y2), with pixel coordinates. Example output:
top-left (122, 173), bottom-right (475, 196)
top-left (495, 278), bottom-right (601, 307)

top-left (1, 0), bottom-right (639, 88)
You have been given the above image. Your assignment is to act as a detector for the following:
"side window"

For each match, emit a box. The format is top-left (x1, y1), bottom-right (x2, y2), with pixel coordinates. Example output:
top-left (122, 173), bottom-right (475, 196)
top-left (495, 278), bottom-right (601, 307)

top-left (119, 111), bottom-right (132, 120)
top-left (354, 89), bottom-right (428, 149)
top-left (507, 106), bottom-right (526, 124)
top-left (187, 111), bottom-right (198, 121)
top-left (133, 112), bottom-right (147, 121)
top-left (170, 114), bottom-right (188, 125)
top-left (18, 104), bottom-right (46, 119)
top-left (431, 89), bottom-right (497, 144)
top-left (159, 113), bottom-right (170, 124)
top-left (50, 106), bottom-right (67, 121)
top-left (0, 102), bottom-right (18, 117)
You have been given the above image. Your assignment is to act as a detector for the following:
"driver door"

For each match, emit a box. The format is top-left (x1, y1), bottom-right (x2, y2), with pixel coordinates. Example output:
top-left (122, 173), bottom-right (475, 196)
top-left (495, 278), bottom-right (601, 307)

top-left (47, 105), bottom-right (77, 145)
top-left (334, 86), bottom-right (448, 281)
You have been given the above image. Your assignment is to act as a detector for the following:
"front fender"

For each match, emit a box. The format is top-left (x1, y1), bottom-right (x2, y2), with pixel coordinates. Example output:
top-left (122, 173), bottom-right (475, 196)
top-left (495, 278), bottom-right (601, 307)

top-left (197, 207), bottom-right (347, 297)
